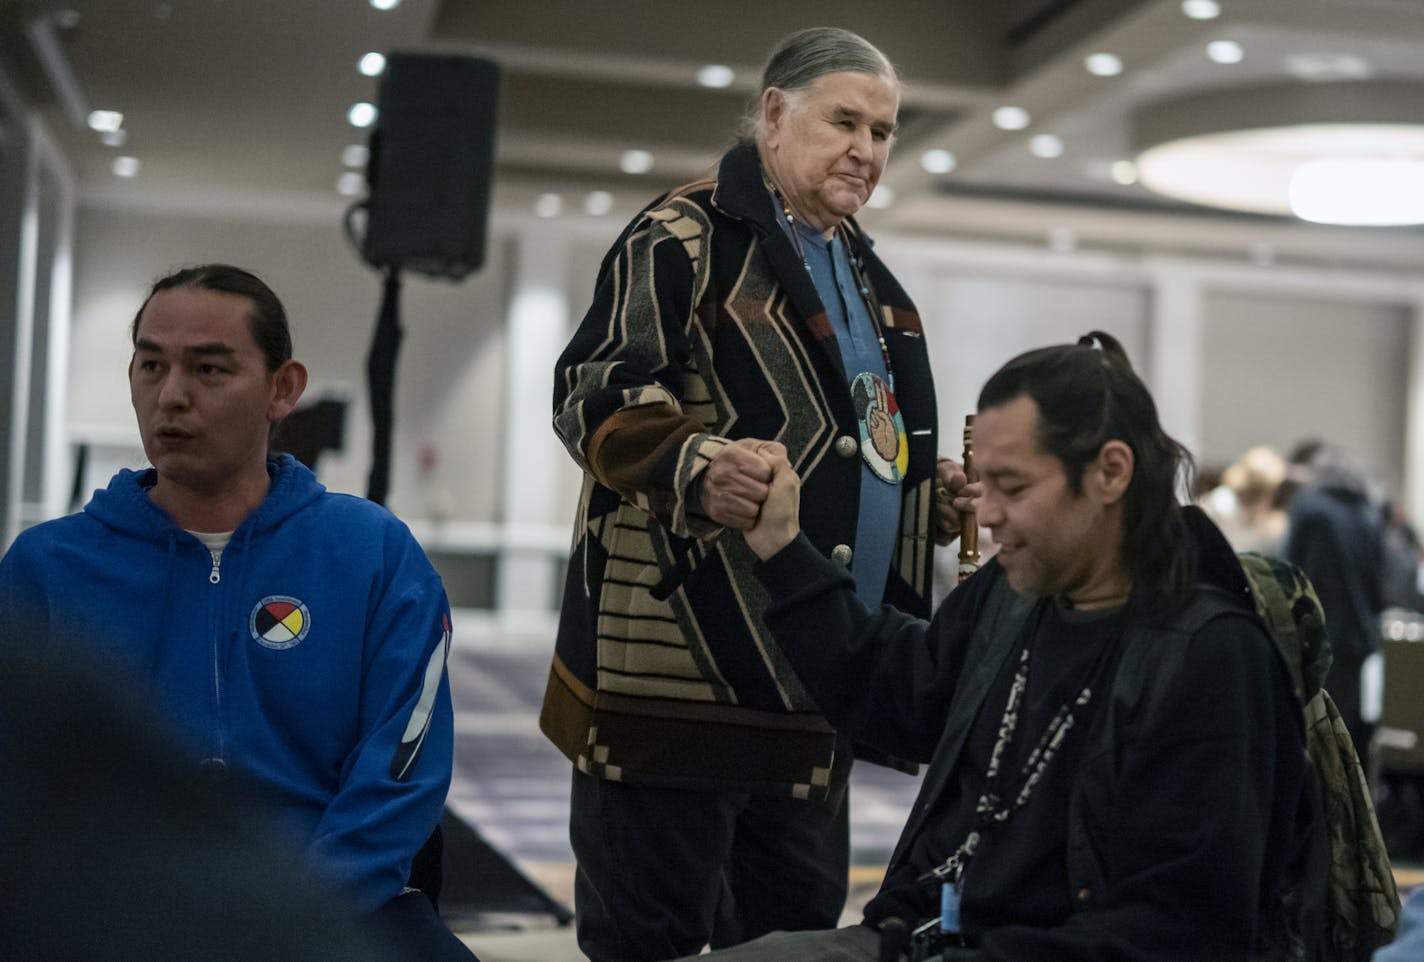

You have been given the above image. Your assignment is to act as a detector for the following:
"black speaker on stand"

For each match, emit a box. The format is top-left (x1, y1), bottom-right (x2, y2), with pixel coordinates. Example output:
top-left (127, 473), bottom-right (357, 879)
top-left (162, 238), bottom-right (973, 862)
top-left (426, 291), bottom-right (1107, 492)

top-left (343, 55), bottom-right (569, 928)
top-left (345, 51), bottom-right (501, 505)
top-left (361, 53), bottom-right (500, 280)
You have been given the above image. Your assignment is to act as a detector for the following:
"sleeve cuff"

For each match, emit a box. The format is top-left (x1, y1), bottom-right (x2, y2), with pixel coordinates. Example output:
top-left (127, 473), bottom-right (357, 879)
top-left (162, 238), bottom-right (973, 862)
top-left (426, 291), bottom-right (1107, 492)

top-left (755, 533), bottom-right (848, 600)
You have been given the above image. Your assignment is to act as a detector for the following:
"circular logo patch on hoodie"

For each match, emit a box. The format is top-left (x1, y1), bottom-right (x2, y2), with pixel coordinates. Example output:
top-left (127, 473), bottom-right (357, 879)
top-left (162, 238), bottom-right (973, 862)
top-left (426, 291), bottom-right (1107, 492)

top-left (250, 596), bottom-right (311, 650)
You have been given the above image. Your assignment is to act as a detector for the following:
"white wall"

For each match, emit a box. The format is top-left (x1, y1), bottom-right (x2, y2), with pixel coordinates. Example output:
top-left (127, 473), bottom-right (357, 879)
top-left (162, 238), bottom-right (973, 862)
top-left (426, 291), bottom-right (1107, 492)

top-left (884, 236), bottom-right (1424, 505)
top-left (1201, 291), bottom-right (1411, 496)
top-left (68, 204), bottom-right (512, 523)
top-left (56, 198), bottom-right (1424, 635)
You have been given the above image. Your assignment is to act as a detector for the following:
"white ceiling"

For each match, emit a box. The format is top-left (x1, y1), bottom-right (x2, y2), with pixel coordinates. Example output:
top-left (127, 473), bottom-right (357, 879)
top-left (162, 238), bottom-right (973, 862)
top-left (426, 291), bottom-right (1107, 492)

top-left (5, 0), bottom-right (1424, 269)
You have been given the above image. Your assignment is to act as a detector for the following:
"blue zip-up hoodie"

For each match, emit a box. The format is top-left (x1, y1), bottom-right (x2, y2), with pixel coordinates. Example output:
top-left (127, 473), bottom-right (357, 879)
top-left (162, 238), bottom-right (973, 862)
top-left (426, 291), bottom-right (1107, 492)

top-left (0, 454), bottom-right (454, 914)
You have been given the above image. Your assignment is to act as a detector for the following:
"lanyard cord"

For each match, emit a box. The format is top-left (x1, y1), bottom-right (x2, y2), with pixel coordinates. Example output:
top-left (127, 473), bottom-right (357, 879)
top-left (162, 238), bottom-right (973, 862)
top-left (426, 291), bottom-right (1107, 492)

top-left (768, 183), bottom-right (896, 393)
top-left (919, 603), bottom-right (1121, 890)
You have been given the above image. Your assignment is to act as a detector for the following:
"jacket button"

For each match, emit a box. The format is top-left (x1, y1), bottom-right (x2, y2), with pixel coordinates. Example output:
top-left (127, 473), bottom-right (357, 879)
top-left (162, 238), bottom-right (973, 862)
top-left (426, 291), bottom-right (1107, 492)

top-left (1076, 887), bottom-right (1091, 902)
top-left (831, 544), bottom-right (853, 566)
top-left (835, 435), bottom-right (858, 458)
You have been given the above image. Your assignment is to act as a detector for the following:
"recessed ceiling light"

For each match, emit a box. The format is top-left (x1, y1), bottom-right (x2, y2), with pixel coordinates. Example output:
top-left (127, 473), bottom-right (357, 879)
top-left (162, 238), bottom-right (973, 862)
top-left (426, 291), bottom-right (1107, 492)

top-left (920, 149), bottom-right (957, 174)
top-left (1110, 160), bottom-right (1139, 185)
top-left (1084, 52), bottom-right (1123, 77)
top-left (1289, 158), bottom-right (1424, 226)
top-left (584, 191), bottom-right (614, 216)
top-left (1206, 40), bottom-right (1244, 65)
top-left (336, 172), bottom-right (364, 196)
top-left (620, 149), bottom-right (654, 174)
top-left (342, 144), bottom-right (369, 168)
top-left (1029, 134), bottom-right (1065, 158)
top-left (1285, 53), bottom-right (1373, 83)
top-left (112, 156), bottom-right (140, 178)
top-left (696, 64), bottom-right (735, 89)
top-left (534, 193), bottom-right (563, 218)
top-left (101, 129), bottom-right (128, 147)
top-left (348, 102), bottom-right (377, 128)
top-left (359, 52), bottom-right (386, 77)
top-left (87, 109), bottom-right (123, 133)
top-left (370, 0), bottom-right (400, 9)
top-left (1136, 121), bottom-right (1424, 223)
top-left (1181, 0), bottom-right (1221, 20)
top-left (866, 184), bottom-right (895, 209)
top-left (992, 106), bottom-right (1031, 131)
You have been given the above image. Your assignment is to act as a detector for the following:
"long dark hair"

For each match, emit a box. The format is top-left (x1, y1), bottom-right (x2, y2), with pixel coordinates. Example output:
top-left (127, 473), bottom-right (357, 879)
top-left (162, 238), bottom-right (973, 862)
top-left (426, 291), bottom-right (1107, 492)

top-left (978, 331), bottom-right (1198, 620)
top-left (131, 264), bottom-right (292, 373)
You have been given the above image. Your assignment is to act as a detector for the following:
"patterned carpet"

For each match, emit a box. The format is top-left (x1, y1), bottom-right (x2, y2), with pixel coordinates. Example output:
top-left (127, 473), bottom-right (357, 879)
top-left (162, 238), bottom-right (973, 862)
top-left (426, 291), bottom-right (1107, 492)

top-left (444, 643), bottom-right (923, 926)
top-left (443, 642), bottom-right (1424, 961)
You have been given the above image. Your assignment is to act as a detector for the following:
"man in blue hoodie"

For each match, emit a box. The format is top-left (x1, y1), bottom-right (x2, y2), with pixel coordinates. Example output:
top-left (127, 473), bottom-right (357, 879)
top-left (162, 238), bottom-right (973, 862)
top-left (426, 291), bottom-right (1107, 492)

top-left (0, 264), bottom-right (474, 960)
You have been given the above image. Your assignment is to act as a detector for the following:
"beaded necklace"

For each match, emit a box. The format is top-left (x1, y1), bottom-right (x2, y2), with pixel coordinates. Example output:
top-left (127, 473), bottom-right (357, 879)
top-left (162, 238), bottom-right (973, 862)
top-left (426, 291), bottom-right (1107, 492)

top-left (769, 182), bottom-right (896, 393)
top-left (914, 602), bottom-right (1120, 942)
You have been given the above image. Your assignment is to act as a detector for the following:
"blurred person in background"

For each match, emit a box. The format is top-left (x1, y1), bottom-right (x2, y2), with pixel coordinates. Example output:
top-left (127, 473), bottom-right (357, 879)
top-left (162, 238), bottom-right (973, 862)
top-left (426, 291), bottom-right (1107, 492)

top-left (1283, 441), bottom-right (1385, 762)
top-left (1198, 445), bottom-right (1288, 555)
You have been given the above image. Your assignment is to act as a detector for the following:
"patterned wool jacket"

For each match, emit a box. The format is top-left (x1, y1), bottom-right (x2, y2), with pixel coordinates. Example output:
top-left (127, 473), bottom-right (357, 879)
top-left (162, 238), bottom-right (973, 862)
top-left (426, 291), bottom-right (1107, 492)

top-left (539, 142), bottom-right (941, 799)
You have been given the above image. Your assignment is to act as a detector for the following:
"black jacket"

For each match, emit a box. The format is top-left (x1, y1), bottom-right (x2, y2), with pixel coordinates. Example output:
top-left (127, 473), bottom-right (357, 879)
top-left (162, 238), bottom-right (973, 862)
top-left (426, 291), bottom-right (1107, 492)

top-left (756, 507), bottom-right (1306, 960)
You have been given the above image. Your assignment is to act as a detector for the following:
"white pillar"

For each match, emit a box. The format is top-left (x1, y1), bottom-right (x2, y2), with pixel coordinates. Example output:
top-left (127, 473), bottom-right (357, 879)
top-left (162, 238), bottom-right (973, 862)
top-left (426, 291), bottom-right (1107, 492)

top-left (496, 223), bottom-right (572, 629)
top-left (1404, 295), bottom-right (1424, 521)
top-left (1145, 262), bottom-right (1204, 461)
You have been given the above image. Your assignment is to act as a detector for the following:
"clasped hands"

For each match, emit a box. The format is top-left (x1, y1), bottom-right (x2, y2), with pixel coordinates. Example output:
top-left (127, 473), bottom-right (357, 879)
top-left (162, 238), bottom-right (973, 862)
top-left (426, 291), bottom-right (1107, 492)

top-left (698, 437), bottom-right (981, 561)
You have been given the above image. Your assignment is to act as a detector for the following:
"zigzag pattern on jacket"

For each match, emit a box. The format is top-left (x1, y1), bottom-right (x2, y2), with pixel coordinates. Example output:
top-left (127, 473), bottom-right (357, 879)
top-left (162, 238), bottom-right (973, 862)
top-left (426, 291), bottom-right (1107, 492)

top-left (541, 142), bottom-right (940, 797)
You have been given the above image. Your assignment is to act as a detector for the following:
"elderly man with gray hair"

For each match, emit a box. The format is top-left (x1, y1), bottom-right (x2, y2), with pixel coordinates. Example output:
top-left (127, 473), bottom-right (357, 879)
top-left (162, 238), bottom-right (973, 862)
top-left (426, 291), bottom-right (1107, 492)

top-left (540, 24), bottom-right (976, 962)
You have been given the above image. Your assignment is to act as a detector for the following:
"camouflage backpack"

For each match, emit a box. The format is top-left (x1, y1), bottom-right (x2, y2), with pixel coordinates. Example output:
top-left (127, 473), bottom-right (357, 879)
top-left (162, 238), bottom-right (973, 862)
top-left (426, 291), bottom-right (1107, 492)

top-left (1237, 551), bottom-right (1399, 961)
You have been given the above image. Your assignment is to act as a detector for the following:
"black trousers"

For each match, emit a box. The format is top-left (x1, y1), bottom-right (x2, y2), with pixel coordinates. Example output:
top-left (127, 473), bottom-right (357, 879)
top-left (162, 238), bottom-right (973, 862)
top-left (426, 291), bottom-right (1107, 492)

top-left (569, 765), bottom-right (851, 962)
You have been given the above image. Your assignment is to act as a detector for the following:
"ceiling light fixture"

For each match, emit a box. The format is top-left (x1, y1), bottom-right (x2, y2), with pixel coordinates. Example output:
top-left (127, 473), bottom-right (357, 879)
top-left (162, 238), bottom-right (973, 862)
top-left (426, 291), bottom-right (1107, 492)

top-left (359, 52), bottom-right (387, 77)
top-left (1029, 134), bottom-right (1065, 159)
top-left (992, 106), bottom-right (1030, 131)
top-left (112, 156), bottom-right (140, 178)
top-left (1084, 52), bottom-right (1123, 77)
top-left (370, 0), bottom-right (400, 10)
top-left (87, 109), bottom-right (123, 132)
top-left (348, 102), bottom-right (377, 128)
top-left (336, 172), bottom-right (364, 196)
top-left (585, 191), bottom-right (614, 216)
top-left (534, 193), bottom-right (563, 218)
top-left (1133, 81), bottom-right (1424, 225)
top-left (920, 149), bottom-right (956, 174)
top-left (1181, 0), bottom-right (1221, 20)
top-left (101, 129), bottom-right (128, 147)
top-left (620, 149), bottom-right (654, 174)
top-left (1289, 158), bottom-right (1424, 226)
top-left (1286, 52), bottom-right (1372, 83)
top-left (696, 65), bottom-right (734, 89)
top-left (1110, 160), bottom-right (1138, 185)
top-left (342, 144), bottom-right (369, 167)
top-left (1206, 40), bottom-right (1244, 65)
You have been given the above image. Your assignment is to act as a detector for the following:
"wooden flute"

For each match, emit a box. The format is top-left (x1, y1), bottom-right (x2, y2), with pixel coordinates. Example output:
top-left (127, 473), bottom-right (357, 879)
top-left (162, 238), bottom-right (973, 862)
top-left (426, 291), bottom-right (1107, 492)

top-left (957, 414), bottom-right (980, 582)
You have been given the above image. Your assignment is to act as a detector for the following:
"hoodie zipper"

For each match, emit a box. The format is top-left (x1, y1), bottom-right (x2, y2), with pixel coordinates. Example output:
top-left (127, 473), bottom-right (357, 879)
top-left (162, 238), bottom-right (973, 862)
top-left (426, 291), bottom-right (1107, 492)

top-left (205, 544), bottom-right (225, 769)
